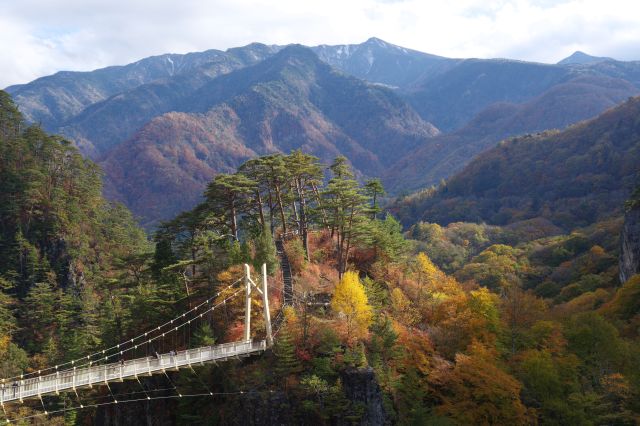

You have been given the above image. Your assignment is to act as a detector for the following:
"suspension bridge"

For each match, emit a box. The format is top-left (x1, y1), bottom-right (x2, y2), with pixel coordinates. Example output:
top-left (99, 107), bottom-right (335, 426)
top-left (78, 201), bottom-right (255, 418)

top-left (0, 262), bottom-right (297, 423)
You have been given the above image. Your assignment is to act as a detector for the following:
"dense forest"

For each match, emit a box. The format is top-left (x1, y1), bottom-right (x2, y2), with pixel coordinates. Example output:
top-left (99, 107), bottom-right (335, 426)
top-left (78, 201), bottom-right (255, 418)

top-left (1, 89), bottom-right (640, 425)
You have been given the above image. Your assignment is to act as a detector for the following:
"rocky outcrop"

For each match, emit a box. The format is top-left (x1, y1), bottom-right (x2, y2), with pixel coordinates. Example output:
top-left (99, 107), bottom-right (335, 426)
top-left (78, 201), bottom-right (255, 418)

top-left (620, 205), bottom-right (640, 283)
top-left (236, 390), bottom-right (297, 426)
top-left (341, 367), bottom-right (388, 426)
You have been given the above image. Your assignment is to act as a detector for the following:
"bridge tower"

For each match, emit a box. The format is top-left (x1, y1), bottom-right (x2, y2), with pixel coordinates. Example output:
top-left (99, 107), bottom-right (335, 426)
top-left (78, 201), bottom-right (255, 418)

top-left (243, 263), bottom-right (273, 347)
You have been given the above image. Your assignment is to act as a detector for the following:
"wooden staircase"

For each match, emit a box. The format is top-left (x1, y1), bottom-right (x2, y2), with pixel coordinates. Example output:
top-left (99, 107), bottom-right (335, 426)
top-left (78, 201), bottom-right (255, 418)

top-left (275, 239), bottom-right (293, 306)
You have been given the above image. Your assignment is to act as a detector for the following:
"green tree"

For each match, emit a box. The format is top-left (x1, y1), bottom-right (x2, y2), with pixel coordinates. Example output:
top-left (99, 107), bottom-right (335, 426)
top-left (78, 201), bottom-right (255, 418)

top-left (566, 312), bottom-right (629, 385)
top-left (259, 155), bottom-right (291, 235)
top-left (364, 178), bottom-right (385, 219)
top-left (23, 281), bottom-right (59, 352)
top-left (254, 224), bottom-right (278, 275)
top-left (204, 173), bottom-right (256, 240)
top-left (323, 157), bottom-right (368, 275)
top-left (323, 379), bottom-right (352, 422)
top-left (395, 366), bottom-right (431, 424)
top-left (273, 322), bottom-right (302, 384)
top-left (369, 215), bottom-right (408, 263)
top-left (247, 155), bottom-right (292, 234)
top-left (286, 150), bottom-right (324, 258)
top-left (0, 278), bottom-right (17, 337)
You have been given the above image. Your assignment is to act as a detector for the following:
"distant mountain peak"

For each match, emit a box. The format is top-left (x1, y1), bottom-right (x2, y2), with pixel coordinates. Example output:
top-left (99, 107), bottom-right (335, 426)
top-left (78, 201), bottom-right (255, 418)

top-left (558, 51), bottom-right (613, 65)
top-left (267, 44), bottom-right (324, 71)
top-left (277, 43), bottom-right (317, 56)
top-left (364, 37), bottom-right (389, 47)
top-left (363, 37), bottom-right (411, 53)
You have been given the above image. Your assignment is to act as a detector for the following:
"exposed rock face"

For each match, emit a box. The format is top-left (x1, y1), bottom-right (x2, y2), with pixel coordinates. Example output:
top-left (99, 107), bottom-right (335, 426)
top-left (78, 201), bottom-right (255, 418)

top-left (237, 390), bottom-right (296, 426)
top-left (620, 205), bottom-right (640, 283)
top-left (341, 367), bottom-right (388, 426)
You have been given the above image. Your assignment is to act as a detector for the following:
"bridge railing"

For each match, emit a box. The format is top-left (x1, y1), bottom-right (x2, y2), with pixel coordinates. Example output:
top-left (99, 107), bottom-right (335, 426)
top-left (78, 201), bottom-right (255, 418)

top-left (0, 340), bottom-right (266, 403)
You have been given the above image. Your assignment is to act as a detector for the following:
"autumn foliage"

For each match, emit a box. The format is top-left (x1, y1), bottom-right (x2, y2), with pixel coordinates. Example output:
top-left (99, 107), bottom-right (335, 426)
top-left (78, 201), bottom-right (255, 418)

top-left (331, 271), bottom-right (373, 343)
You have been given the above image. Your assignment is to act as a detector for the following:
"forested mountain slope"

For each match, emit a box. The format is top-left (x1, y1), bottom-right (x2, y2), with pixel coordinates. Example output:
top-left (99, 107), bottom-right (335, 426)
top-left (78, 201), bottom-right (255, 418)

top-left (55, 44), bottom-right (280, 157)
top-left (385, 75), bottom-right (639, 193)
top-left (100, 46), bottom-right (439, 225)
top-left (403, 53), bottom-right (640, 132)
top-left (0, 91), bottom-right (154, 403)
top-left (404, 58), bottom-right (573, 131)
top-left (392, 96), bottom-right (640, 229)
top-left (5, 44), bottom-right (279, 133)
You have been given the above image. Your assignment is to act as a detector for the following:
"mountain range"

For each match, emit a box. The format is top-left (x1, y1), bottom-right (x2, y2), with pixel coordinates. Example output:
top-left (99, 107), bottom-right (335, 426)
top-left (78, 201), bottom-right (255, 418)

top-left (385, 74), bottom-right (638, 193)
top-left (6, 38), bottom-right (640, 226)
top-left (100, 46), bottom-right (438, 223)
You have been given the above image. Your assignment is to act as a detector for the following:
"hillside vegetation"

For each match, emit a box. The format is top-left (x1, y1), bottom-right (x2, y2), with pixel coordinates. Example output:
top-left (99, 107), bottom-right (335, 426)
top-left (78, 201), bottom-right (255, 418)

top-left (385, 75), bottom-right (638, 193)
top-left (0, 91), bottom-right (159, 420)
top-left (392, 96), bottom-right (640, 229)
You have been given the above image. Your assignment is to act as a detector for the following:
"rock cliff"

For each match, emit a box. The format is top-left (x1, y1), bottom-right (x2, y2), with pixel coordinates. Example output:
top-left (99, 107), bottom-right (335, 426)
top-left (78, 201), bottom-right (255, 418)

top-left (341, 367), bottom-right (388, 426)
top-left (620, 203), bottom-right (640, 283)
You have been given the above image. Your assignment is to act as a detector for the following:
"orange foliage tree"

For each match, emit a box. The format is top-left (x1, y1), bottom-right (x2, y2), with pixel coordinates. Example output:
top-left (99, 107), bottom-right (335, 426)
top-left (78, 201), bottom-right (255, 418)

top-left (430, 342), bottom-right (529, 425)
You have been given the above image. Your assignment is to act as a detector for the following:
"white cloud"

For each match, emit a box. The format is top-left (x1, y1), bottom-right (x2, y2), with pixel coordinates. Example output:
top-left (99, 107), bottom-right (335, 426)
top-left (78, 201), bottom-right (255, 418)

top-left (2, 0), bottom-right (639, 87)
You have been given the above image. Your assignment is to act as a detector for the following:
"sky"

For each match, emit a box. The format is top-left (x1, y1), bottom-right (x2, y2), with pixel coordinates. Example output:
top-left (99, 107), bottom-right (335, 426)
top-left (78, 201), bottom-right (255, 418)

top-left (2, 0), bottom-right (639, 88)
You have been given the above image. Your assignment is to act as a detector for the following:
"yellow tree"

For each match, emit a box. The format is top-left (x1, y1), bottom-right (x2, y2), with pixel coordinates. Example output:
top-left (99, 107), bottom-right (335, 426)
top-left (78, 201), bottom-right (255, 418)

top-left (414, 252), bottom-right (437, 306)
top-left (391, 288), bottom-right (420, 326)
top-left (414, 252), bottom-right (464, 324)
top-left (332, 271), bottom-right (373, 343)
top-left (416, 252), bottom-right (439, 277)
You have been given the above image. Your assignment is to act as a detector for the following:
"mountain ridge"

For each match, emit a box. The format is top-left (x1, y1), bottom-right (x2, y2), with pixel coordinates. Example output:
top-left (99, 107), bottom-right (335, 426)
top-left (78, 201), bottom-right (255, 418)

top-left (99, 45), bottom-right (439, 225)
top-left (391, 96), bottom-right (640, 229)
top-left (558, 50), bottom-right (614, 65)
top-left (5, 46), bottom-right (274, 129)
top-left (385, 74), bottom-right (640, 192)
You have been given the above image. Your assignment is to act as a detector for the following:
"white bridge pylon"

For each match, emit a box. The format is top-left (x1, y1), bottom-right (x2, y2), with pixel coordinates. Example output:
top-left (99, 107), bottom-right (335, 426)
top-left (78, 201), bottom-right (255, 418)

top-left (0, 264), bottom-right (273, 406)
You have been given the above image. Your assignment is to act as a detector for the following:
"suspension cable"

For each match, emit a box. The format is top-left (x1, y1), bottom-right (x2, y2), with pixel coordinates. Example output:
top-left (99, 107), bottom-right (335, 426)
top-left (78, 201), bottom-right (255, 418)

top-left (5, 390), bottom-right (265, 424)
top-left (1, 286), bottom-right (245, 387)
top-left (0, 277), bottom-right (244, 384)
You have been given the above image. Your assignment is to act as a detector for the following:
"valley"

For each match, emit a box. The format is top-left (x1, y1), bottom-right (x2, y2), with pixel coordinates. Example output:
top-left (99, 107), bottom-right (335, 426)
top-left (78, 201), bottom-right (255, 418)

top-left (1, 32), bottom-right (640, 425)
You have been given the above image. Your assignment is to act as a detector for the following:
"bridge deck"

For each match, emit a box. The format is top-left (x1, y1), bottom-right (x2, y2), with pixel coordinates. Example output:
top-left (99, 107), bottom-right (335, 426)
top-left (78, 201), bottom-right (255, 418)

top-left (0, 340), bottom-right (266, 404)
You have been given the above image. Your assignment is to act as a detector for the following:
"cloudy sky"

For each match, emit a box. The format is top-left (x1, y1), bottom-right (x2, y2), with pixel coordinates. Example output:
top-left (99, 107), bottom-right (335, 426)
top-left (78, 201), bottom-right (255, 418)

top-left (2, 0), bottom-right (639, 88)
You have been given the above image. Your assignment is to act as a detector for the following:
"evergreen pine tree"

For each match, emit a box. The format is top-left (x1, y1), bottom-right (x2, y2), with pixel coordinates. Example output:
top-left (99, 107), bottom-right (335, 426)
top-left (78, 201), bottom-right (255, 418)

top-left (151, 237), bottom-right (177, 280)
top-left (286, 150), bottom-right (324, 259)
top-left (323, 157), bottom-right (368, 275)
top-left (364, 178), bottom-right (385, 219)
top-left (323, 379), bottom-right (351, 421)
top-left (273, 323), bottom-right (301, 383)
top-left (204, 173), bottom-right (256, 240)
top-left (254, 224), bottom-right (278, 275)
top-left (23, 281), bottom-right (59, 352)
